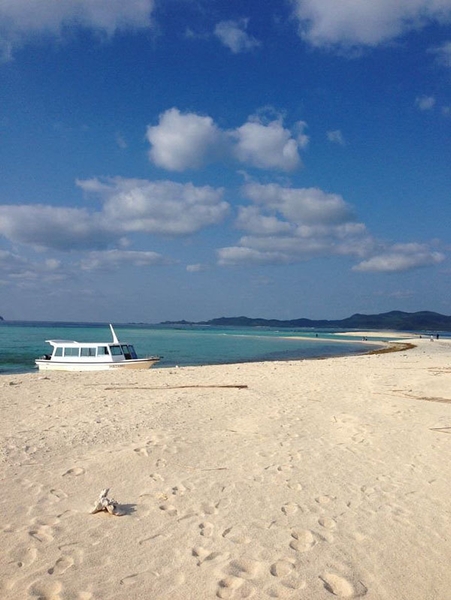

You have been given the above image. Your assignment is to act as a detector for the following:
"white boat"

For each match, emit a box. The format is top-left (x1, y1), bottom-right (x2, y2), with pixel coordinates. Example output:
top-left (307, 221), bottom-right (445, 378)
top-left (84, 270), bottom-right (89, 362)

top-left (35, 324), bottom-right (160, 371)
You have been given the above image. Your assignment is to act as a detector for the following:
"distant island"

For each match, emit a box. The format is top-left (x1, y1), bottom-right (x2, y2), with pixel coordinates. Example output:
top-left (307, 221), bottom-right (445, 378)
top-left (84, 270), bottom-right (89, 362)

top-left (161, 311), bottom-right (451, 332)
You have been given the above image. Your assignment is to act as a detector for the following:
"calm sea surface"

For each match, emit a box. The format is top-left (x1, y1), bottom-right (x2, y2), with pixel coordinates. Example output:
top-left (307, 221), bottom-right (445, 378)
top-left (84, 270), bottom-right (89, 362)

top-left (0, 321), bottom-right (380, 375)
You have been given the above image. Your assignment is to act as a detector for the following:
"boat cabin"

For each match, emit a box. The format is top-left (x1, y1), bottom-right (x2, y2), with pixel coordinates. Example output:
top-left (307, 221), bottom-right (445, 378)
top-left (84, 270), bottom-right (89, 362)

top-left (43, 341), bottom-right (139, 362)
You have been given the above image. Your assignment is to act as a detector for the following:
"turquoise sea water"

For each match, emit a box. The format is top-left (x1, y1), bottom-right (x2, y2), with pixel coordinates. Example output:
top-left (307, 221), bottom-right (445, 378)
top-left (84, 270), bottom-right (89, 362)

top-left (0, 321), bottom-right (379, 375)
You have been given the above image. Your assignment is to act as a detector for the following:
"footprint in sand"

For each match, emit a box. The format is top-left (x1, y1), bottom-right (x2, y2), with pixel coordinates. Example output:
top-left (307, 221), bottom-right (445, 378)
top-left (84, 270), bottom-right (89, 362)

top-left (217, 576), bottom-right (249, 599)
top-left (49, 488), bottom-right (67, 501)
top-left (222, 527), bottom-right (251, 545)
top-left (320, 573), bottom-right (368, 598)
top-left (19, 479), bottom-right (43, 496)
top-left (266, 580), bottom-right (306, 598)
top-left (29, 524), bottom-right (54, 544)
top-left (199, 522), bottom-right (214, 537)
top-left (270, 559), bottom-right (295, 578)
top-left (216, 576), bottom-right (255, 599)
top-left (227, 558), bottom-right (261, 580)
top-left (120, 573), bottom-right (140, 586)
top-left (27, 579), bottom-right (63, 599)
top-left (159, 503), bottom-right (178, 516)
top-left (316, 495), bottom-right (333, 505)
top-left (286, 480), bottom-right (303, 491)
top-left (192, 547), bottom-right (229, 566)
top-left (134, 447), bottom-right (150, 457)
top-left (62, 467), bottom-right (85, 477)
top-left (318, 516), bottom-right (337, 530)
top-left (11, 547), bottom-right (38, 569)
top-left (289, 529), bottom-right (316, 552)
top-left (48, 555), bottom-right (74, 575)
top-left (172, 481), bottom-right (193, 495)
top-left (281, 503), bottom-right (298, 516)
top-left (201, 501), bottom-right (220, 515)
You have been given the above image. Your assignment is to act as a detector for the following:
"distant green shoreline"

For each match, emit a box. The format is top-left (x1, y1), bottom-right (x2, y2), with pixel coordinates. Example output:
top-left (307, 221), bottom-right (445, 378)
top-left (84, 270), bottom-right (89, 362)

top-left (161, 310), bottom-right (451, 332)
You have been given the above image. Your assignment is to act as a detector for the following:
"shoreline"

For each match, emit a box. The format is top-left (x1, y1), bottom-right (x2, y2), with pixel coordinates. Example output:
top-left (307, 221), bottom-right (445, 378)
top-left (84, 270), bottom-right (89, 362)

top-left (2, 338), bottom-right (451, 599)
top-left (0, 331), bottom-right (393, 377)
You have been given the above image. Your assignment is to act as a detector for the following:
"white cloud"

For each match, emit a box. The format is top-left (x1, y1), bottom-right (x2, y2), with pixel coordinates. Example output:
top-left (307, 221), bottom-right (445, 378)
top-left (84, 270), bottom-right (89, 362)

top-left (214, 19), bottom-right (260, 54)
top-left (0, 249), bottom-right (29, 274)
top-left (218, 183), bottom-right (372, 266)
top-left (217, 183), bottom-right (444, 272)
top-left (429, 40), bottom-right (451, 67)
top-left (218, 246), bottom-right (290, 266)
top-left (353, 243), bottom-right (445, 272)
top-left (146, 108), bottom-right (224, 171)
top-left (0, 0), bottom-right (155, 60)
top-left (115, 133), bottom-right (128, 149)
top-left (243, 183), bottom-right (355, 225)
top-left (0, 204), bottom-right (112, 250)
top-left (0, 178), bottom-right (228, 252)
top-left (232, 119), bottom-right (305, 171)
top-left (80, 249), bottom-right (171, 271)
top-left (146, 109), bottom-right (307, 172)
top-left (0, 248), bottom-right (71, 287)
top-left (186, 263), bottom-right (209, 272)
top-left (236, 206), bottom-right (293, 235)
top-left (415, 95), bottom-right (436, 110)
top-left (83, 177), bottom-right (229, 236)
top-left (290, 0), bottom-right (451, 49)
top-left (327, 129), bottom-right (346, 145)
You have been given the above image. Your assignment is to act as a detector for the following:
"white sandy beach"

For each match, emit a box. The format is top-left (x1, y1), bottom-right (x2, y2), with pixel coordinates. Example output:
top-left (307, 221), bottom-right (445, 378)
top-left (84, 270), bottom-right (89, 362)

top-left (1, 337), bottom-right (451, 600)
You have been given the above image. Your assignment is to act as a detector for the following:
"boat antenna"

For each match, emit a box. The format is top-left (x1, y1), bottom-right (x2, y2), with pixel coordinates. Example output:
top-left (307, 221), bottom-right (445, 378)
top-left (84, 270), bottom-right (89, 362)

top-left (109, 324), bottom-right (119, 344)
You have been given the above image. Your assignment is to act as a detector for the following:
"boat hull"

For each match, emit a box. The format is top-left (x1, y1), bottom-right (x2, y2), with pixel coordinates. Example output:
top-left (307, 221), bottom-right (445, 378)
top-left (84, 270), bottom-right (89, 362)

top-left (35, 358), bottom-right (160, 372)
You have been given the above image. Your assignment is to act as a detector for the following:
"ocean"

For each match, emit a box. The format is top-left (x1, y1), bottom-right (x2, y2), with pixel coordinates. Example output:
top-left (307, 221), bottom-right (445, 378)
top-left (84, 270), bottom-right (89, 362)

top-left (0, 321), bottom-right (380, 375)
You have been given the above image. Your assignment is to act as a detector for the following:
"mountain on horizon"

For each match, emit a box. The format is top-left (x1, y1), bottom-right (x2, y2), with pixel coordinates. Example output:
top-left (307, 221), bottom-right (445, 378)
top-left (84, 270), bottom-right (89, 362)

top-left (162, 311), bottom-right (451, 332)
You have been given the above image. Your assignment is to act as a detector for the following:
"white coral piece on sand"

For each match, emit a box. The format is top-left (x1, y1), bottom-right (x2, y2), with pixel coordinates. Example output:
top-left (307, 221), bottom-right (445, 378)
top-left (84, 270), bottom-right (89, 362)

top-left (90, 488), bottom-right (124, 516)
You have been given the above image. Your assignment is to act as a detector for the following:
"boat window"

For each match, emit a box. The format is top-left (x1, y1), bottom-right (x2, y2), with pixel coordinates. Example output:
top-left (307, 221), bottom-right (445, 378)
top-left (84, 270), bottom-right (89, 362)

top-left (110, 345), bottom-right (123, 356)
top-left (128, 345), bottom-right (138, 359)
top-left (81, 347), bottom-right (96, 357)
top-left (54, 347), bottom-right (63, 357)
top-left (121, 345), bottom-right (132, 359)
top-left (64, 347), bottom-right (80, 357)
top-left (97, 346), bottom-right (109, 356)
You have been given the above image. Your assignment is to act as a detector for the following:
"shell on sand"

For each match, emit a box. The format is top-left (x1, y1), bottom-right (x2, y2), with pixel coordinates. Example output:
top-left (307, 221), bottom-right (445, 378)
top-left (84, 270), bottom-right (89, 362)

top-left (90, 488), bottom-right (124, 516)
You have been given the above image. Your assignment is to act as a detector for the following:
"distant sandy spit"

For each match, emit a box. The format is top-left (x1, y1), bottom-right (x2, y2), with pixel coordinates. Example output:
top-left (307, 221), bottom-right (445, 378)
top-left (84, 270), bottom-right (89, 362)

top-left (335, 331), bottom-right (415, 338)
top-left (1, 338), bottom-right (451, 599)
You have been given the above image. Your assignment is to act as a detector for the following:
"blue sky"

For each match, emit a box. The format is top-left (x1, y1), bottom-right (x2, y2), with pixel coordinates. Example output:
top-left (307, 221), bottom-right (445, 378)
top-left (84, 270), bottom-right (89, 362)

top-left (0, 0), bottom-right (450, 323)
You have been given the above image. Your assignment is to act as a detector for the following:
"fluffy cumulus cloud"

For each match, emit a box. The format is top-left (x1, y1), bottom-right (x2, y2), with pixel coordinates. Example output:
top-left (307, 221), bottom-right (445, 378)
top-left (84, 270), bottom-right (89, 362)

top-left (0, 0), bottom-right (155, 60)
top-left (214, 19), bottom-right (260, 53)
top-left (218, 183), bottom-right (372, 266)
top-left (353, 243), bottom-right (445, 272)
top-left (242, 183), bottom-right (355, 225)
top-left (217, 183), bottom-right (443, 272)
top-left (146, 108), bottom-right (224, 171)
top-left (146, 109), bottom-right (308, 172)
top-left (0, 178), bottom-right (228, 254)
top-left (80, 177), bottom-right (229, 236)
top-left (232, 119), bottom-right (307, 171)
top-left (0, 204), bottom-right (113, 251)
top-left (290, 0), bottom-right (451, 49)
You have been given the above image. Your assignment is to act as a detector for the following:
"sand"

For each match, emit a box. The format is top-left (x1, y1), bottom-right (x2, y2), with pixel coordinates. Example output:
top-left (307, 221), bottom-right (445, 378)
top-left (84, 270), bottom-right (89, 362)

top-left (1, 336), bottom-right (451, 600)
